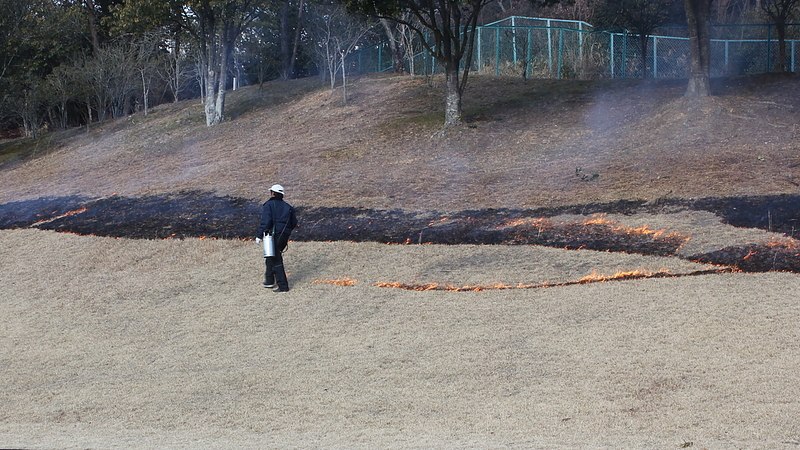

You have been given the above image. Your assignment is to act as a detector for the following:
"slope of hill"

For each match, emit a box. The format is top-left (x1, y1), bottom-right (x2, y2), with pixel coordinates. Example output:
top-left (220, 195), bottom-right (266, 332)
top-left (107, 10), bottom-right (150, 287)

top-left (1, 73), bottom-right (798, 213)
top-left (2, 74), bottom-right (800, 449)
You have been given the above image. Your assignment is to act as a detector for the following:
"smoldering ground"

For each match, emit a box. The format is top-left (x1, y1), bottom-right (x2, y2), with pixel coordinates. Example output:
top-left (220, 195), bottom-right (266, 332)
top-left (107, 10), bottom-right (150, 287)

top-left (2, 190), bottom-right (800, 272)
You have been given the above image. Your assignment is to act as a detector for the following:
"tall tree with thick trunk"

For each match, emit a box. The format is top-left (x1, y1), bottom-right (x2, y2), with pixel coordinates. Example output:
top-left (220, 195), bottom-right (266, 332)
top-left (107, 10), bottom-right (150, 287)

top-left (84, 0), bottom-right (101, 53)
top-left (279, 0), bottom-right (305, 79)
top-left (684, 0), bottom-right (713, 97)
top-left (342, 0), bottom-right (489, 128)
top-left (183, 0), bottom-right (262, 126)
top-left (344, 0), bottom-right (560, 129)
top-left (108, 0), bottom-right (189, 102)
top-left (380, 17), bottom-right (409, 73)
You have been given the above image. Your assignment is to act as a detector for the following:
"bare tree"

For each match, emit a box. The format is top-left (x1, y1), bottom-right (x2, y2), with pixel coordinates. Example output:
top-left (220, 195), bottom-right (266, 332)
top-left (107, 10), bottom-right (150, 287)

top-left (760, 0), bottom-right (800, 72)
top-left (343, 0), bottom-right (493, 127)
top-left (398, 13), bottom-right (422, 78)
top-left (344, 0), bottom-right (562, 128)
top-left (376, 11), bottom-right (422, 77)
top-left (76, 48), bottom-right (113, 122)
top-left (45, 64), bottom-right (82, 130)
top-left (596, 0), bottom-right (682, 78)
top-left (11, 77), bottom-right (45, 137)
top-left (158, 33), bottom-right (192, 103)
top-left (306, 3), bottom-right (376, 103)
top-left (132, 33), bottom-right (164, 116)
top-left (380, 18), bottom-right (407, 73)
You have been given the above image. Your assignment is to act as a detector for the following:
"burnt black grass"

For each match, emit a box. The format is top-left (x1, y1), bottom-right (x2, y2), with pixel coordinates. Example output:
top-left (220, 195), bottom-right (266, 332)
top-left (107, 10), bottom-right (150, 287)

top-left (3, 191), bottom-right (799, 273)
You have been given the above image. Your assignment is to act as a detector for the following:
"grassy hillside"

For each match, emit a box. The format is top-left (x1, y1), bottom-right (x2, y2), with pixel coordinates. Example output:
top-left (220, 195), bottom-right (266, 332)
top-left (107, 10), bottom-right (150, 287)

top-left (2, 74), bottom-right (800, 449)
top-left (1, 72), bottom-right (798, 212)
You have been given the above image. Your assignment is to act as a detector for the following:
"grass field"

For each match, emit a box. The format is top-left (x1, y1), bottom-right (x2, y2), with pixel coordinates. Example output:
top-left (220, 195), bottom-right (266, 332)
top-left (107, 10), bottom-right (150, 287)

top-left (2, 228), bottom-right (799, 449)
top-left (1, 73), bottom-right (800, 448)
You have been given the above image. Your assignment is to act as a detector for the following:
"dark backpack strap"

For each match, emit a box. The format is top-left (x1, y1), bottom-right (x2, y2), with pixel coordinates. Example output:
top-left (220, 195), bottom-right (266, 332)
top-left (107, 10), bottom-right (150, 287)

top-left (268, 201), bottom-right (276, 235)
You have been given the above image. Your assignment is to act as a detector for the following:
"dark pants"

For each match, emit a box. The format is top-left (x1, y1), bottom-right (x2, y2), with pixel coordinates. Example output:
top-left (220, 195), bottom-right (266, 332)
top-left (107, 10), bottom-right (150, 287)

top-left (264, 233), bottom-right (290, 290)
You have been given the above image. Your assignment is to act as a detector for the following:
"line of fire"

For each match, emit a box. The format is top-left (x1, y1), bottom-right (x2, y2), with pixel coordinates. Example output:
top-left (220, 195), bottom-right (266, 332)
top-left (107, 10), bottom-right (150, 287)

top-left (1, 191), bottom-right (799, 274)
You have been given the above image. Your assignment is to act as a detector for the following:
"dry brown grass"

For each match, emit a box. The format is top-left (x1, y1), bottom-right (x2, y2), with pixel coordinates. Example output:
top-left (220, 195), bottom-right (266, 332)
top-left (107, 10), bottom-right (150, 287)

top-left (2, 228), bottom-right (799, 448)
top-left (2, 73), bottom-right (800, 448)
top-left (1, 73), bottom-right (798, 210)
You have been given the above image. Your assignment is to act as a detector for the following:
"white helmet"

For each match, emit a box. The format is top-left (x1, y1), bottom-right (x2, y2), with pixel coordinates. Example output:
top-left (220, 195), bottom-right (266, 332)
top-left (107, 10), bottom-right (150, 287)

top-left (269, 184), bottom-right (285, 195)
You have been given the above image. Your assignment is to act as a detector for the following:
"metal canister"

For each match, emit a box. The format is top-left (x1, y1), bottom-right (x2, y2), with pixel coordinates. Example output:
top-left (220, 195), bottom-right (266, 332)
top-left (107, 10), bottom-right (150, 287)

top-left (262, 233), bottom-right (275, 257)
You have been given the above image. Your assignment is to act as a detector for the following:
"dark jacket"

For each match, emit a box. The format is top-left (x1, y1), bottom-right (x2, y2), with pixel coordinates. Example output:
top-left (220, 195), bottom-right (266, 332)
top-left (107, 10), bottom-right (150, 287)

top-left (257, 198), bottom-right (298, 238)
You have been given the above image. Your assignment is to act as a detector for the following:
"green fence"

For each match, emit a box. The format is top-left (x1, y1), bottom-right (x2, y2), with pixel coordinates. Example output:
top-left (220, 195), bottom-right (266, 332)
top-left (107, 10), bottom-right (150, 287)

top-left (347, 16), bottom-right (800, 79)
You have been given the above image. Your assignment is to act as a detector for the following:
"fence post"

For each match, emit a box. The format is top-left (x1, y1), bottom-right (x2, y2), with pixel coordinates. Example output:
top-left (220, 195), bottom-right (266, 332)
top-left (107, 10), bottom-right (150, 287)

top-left (622, 30), bottom-right (628, 78)
top-left (724, 40), bottom-right (730, 76)
top-left (496, 26), bottom-right (501, 75)
top-left (767, 24), bottom-right (772, 72)
top-left (477, 27), bottom-right (482, 72)
top-left (547, 19), bottom-right (553, 75)
top-left (378, 45), bottom-right (382, 72)
top-left (610, 32), bottom-right (616, 78)
top-left (558, 28), bottom-right (564, 78)
top-left (526, 28), bottom-right (532, 78)
top-left (793, 40), bottom-right (796, 72)
top-left (652, 36), bottom-right (658, 78)
top-left (512, 16), bottom-right (518, 65)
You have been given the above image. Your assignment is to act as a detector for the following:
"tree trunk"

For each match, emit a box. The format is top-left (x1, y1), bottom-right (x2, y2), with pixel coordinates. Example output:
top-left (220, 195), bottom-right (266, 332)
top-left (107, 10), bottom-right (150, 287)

top-left (212, 40), bottom-right (231, 125)
top-left (204, 67), bottom-right (220, 126)
top-left (141, 70), bottom-right (149, 116)
top-left (381, 18), bottom-right (406, 73)
top-left (85, 0), bottom-right (101, 54)
top-left (204, 34), bottom-right (224, 127)
top-left (684, 0), bottom-right (713, 97)
top-left (444, 64), bottom-right (462, 128)
top-left (341, 51), bottom-right (347, 104)
top-left (776, 20), bottom-right (787, 72)
top-left (288, 0), bottom-right (305, 79)
top-left (280, 0), bottom-right (291, 80)
top-left (173, 35), bottom-right (181, 102)
top-left (640, 34), bottom-right (650, 78)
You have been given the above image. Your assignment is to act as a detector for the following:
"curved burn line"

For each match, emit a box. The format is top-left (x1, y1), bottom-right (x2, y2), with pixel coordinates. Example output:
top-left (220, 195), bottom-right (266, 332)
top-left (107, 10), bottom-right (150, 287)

top-left (375, 268), bottom-right (734, 292)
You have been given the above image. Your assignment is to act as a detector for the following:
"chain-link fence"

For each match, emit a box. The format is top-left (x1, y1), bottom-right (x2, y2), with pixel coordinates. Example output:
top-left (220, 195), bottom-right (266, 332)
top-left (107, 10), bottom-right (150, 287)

top-left (347, 16), bottom-right (800, 80)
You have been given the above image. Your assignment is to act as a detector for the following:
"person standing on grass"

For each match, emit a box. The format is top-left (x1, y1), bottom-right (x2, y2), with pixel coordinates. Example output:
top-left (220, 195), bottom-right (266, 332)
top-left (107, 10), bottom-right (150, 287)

top-left (256, 184), bottom-right (298, 293)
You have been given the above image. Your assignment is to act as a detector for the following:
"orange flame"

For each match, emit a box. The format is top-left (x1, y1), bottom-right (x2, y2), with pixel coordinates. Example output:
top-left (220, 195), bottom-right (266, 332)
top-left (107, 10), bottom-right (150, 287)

top-left (498, 217), bottom-right (548, 229)
top-left (64, 206), bottom-right (88, 216)
top-left (374, 267), bottom-right (733, 292)
top-left (373, 281), bottom-right (519, 291)
top-left (766, 237), bottom-right (800, 251)
top-left (498, 214), bottom-right (684, 242)
top-left (583, 215), bottom-right (677, 239)
top-left (428, 217), bottom-right (451, 226)
top-left (30, 207), bottom-right (89, 227)
top-left (583, 215), bottom-right (614, 226)
top-left (577, 269), bottom-right (662, 283)
top-left (313, 277), bottom-right (357, 286)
